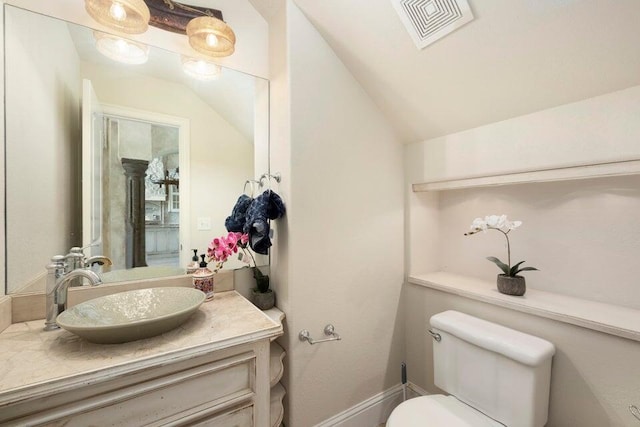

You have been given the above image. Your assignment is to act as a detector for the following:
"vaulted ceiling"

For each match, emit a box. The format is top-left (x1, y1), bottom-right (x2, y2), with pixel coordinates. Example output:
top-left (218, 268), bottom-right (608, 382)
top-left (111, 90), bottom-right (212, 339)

top-left (288, 0), bottom-right (640, 144)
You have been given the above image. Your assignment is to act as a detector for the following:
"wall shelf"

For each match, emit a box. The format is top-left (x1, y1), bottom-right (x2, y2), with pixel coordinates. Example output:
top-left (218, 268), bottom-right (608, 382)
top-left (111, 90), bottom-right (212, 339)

top-left (412, 159), bottom-right (640, 192)
top-left (409, 271), bottom-right (640, 342)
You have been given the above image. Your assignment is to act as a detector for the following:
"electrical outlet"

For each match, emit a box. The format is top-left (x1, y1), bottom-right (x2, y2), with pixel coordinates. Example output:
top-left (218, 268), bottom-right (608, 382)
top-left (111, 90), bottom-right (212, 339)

top-left (197, 217), bottom-right (211, 230)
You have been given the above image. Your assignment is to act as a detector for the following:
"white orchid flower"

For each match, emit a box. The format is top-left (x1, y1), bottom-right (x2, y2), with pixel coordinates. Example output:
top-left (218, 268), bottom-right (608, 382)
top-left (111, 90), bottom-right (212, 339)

top-left (485, 214), bottom-right (507, 229)
top-left (464, 214), bottom-right (538, 278)
top-left (508, 220), bottom-right (522, 230)
top-left (470, 217), bottom-right (487, 232)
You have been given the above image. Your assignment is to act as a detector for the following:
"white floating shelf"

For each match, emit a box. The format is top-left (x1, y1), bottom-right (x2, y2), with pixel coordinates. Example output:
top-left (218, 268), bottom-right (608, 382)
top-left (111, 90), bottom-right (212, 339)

top-left (409, 271), bottom-right (640, 342)
top-left (412, 159), bottom-right (640, 192)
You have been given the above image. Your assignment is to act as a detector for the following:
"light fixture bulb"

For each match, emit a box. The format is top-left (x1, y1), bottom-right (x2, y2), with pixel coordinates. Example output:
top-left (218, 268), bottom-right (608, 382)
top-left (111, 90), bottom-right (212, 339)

top-left (84, 0), bottom-right (150, 34)
top-left (181, 55), bottom-right (221, 81)
top-left (186, 16), bottom-right (236, 58)
top-left (109, 2), bottom-right (127, 21)
top-left (94, 31), bottom-right (149, 65)
top-left (205, 33), bottom-right (219, 47)
top-left (115, 38), bottom-right (128, 52)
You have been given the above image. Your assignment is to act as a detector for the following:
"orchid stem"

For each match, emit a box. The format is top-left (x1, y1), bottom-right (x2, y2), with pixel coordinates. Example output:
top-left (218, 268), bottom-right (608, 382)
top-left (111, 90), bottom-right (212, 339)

top-left (242, 246), bottom-right (257, 268)
top-left (495, 229), bottom-right (511, 268)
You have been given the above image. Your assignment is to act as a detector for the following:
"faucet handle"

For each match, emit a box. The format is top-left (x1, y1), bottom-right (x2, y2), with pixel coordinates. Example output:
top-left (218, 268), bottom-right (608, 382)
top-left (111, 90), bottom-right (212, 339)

top-left (50, 255), bottom-right (65, 266)
top-left (65, 249), bottom-right (86, 273)
top-left (47, 255), bottom-right (66, 279)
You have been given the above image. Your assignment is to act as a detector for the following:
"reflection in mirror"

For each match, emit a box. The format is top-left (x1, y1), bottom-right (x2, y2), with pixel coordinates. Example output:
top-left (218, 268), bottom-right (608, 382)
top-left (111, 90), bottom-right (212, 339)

top-left (4, 5), bottom-right (269, 294)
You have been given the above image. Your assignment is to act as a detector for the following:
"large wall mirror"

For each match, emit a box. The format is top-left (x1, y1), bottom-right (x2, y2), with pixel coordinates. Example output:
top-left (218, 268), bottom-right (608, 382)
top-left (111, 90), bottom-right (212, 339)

top-left (4, 4), bottom-right (269, 294)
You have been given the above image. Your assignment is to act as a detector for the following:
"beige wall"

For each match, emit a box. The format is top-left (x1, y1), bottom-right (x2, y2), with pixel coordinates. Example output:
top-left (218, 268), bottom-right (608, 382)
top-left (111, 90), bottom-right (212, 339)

top-left (407, 85), bottom-right (640, 184)
top-left (268, 1), bottom-right (405, 425)
top-left (405, 284), bottom-right (640, 426)
top-left (5, 6), bottom-right (82, 293)
top-left (436, 175), bottom-right (640, 309)
top-left (404, 87), bottom-right (640, 425)
top-left (81, 62), bottom-right (254, 270)
top-left (0, 1), bottom-right (269, 296)
top-left (406, 86), bottom-right (640, 309)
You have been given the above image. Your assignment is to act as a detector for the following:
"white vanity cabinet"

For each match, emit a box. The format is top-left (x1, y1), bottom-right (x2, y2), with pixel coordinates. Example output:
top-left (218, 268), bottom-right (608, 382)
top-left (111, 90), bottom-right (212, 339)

top-left (0, 291), bottom-right (282, 427)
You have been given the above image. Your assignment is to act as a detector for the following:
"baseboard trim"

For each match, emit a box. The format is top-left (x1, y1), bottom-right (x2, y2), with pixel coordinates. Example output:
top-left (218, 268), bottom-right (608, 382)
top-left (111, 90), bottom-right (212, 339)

top-left (314, 382), bottom-right (427, 427)
top-left (407, 381), bottom-right (429, 396)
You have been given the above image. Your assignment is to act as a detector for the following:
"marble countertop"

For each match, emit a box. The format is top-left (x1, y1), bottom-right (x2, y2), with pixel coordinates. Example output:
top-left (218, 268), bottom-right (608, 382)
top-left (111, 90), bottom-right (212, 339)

top-left (0, 291), bottom-right (282, 403)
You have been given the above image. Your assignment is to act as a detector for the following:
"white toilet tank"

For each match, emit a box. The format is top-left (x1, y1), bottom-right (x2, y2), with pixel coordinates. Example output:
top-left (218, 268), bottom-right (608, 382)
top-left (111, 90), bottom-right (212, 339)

top-left (430, 311), bottom-right (555, 427)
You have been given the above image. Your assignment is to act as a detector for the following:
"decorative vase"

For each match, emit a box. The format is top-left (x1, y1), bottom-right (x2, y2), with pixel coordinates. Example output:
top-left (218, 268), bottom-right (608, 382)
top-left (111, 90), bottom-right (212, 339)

top-left (251, 289), bottom-right (275, 310)
top-left (497, 274), bottom-right (526, 296)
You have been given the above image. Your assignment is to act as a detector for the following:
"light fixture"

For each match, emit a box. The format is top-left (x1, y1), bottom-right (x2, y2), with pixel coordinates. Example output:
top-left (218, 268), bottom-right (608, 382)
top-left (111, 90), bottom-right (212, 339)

top-left (186, 16), bottom-right (236, 58)
top-left (85, 0), bottom-right (150, 34)
top-left (151, 167), bottom-right (180, 189)
top-left (85, 0), bottom-right (236, 60)
top-left (181, 56), bottom-right (222, 81)
top-left (94, 31), bottom-right (150, 64)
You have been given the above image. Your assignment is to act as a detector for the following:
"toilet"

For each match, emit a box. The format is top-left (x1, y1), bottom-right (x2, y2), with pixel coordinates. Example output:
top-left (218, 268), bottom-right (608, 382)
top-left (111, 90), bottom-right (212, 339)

top-left (387, 310), bottom-right (555, 427)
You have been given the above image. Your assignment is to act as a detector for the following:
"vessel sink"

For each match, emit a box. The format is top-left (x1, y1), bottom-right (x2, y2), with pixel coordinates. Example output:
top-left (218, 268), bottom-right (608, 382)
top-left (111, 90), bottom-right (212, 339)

top-left (56, 287), bottom-right (205, 344)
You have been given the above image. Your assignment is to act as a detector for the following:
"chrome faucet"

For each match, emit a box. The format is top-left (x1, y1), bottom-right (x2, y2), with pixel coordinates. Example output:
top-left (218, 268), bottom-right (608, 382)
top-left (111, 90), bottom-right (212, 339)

top-left (65, 247), bottom-right (113, 270)
top-left (44, 256), bottom-right (102, 331)
top-left (85, 255), bottom-right (113, 268)
top-left (64, 248), bottom-right (112, 288)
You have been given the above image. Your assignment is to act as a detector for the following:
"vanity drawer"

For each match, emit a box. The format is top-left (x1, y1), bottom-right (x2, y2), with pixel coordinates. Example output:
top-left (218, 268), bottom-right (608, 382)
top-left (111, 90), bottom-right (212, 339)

top-left (16, 352), bottom-right (255, 427)
top-left (186, 404), bottom-right (253, 427)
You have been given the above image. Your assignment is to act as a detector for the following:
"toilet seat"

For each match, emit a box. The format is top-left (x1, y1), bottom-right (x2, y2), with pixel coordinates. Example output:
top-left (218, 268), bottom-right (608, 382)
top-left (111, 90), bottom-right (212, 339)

top-left (386, 395), bottom-right (504, 427)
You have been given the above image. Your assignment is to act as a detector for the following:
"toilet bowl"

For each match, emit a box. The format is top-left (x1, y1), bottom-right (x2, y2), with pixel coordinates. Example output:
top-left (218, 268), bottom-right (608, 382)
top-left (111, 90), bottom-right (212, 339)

top-left (386, 311), bottom-right (555, 427)
top-left (387, 394), bottom-right (503, 426)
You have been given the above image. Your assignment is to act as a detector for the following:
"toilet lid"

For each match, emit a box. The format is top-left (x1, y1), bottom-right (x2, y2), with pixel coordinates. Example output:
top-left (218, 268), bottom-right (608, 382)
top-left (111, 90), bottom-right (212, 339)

top-left (386, 395), bottom-right (504, 427)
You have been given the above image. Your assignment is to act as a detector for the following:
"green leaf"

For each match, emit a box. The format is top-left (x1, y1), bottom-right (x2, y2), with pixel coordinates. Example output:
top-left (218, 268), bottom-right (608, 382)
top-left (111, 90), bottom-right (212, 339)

top-left (486, 256), bottom-right (509, 275)
top-left (513, 266), bottom-right (539, 276)
top-left (509, 261), bottom-right (526, 276)
top-left (516, 266), bottom-right (539, 272)
top-left (252, 267), bottom-right (270, 293)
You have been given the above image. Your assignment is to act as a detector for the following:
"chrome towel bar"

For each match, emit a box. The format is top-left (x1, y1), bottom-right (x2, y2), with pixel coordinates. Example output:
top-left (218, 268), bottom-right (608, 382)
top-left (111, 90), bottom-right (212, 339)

top-left (299, 324), bottom-right (341, 345)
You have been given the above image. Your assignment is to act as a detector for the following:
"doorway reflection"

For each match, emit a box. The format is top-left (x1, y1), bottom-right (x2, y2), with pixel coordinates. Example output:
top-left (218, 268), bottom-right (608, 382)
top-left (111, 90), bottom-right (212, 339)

top-left (104, 116), bottom-right (180, 269)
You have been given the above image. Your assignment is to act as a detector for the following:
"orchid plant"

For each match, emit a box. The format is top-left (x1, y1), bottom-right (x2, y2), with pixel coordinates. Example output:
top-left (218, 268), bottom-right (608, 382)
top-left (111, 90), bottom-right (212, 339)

top-left (207, 232), bottom-right (270, 293)
top-left (464, 215), bottom-right (538, 277)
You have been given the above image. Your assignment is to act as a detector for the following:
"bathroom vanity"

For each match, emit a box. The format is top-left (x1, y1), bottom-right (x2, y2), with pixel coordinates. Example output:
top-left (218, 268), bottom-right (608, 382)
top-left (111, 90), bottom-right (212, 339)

top-left (0, 291), bottom-right (283, 426)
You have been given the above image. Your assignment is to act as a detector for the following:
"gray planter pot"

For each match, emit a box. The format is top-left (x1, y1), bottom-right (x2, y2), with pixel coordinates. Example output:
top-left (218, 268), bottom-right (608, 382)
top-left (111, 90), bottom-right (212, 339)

top-left (251, 289), bottom-right (275, 310)
top-left (497, 274), bottom-right (526, 296)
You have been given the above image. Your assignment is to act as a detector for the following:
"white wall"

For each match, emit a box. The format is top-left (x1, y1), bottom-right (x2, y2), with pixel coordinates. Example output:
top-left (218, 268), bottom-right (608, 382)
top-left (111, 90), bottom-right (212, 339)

top-left (405, 86), bottom-right (640, 425)
top-left (268, 1), bottom-right (405, 425)
top-left (81, 61), bottom-right (254, 270)
top-left (5, 6), bottom-right (82, 293)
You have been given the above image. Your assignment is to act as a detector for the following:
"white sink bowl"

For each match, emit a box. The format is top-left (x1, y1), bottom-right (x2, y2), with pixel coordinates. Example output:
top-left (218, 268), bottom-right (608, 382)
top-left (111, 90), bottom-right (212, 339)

top-left (56, 287), bottom-right (205, 344)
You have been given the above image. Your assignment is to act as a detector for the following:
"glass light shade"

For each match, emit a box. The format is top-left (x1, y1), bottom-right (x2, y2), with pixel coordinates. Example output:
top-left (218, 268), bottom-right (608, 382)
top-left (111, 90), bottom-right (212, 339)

top-left (181, 56), bottom-right (222, 81)
top-left (94, 31), bottom-right (150, 64)
top-left (186, 16), bottom-right (236, 58)
top-left (85, 0), bottom-right (150, 34)
top-left (109, 2), bottom-right (127, 21)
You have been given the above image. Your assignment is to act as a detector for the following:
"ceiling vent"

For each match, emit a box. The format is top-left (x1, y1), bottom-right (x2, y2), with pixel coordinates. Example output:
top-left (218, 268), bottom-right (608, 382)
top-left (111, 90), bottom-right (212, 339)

top-left (390, 0), bottom-right (474, 49)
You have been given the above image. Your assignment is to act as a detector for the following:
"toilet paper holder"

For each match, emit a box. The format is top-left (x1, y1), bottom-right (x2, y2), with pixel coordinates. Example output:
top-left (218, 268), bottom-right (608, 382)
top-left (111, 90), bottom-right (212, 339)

top-left (299, 324), bottom-right (341, 345)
